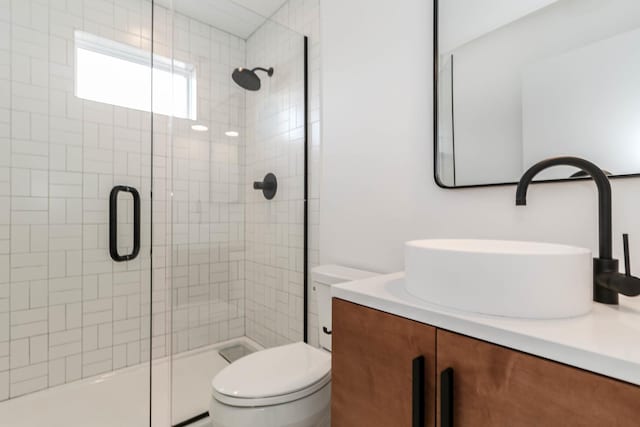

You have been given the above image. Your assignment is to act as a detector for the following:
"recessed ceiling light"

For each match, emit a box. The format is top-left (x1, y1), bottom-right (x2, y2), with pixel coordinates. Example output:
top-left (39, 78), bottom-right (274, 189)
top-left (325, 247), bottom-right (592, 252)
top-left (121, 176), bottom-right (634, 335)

top-left (225, 131), bottom-right (239, 137)
top-left (191, 124), bottom-right (208, 132)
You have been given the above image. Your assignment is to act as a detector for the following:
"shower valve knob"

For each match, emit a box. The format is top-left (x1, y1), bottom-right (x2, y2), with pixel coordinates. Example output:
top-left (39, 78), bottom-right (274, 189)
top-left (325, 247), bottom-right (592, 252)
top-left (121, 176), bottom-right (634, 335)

top-left (253, 173), bottom-right (277, 200)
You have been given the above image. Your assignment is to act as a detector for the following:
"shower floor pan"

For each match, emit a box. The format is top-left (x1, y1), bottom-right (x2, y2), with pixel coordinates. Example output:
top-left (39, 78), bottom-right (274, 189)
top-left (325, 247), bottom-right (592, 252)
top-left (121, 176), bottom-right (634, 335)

top-left (0, 337), bottom-right (261, 427)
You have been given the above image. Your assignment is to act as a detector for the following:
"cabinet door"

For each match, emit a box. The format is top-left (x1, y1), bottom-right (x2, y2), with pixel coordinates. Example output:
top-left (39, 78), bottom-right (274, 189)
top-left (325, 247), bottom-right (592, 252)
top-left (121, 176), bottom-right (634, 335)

top-left (436, 329), bottom-right (640, 426)
top-left (332, 299), bottom-right (436, 426)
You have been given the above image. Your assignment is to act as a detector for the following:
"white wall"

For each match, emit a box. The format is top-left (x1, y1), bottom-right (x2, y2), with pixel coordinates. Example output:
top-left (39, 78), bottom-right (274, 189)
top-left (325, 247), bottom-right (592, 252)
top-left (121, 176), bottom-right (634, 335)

top-left (319, 0), bottom-right (640, 275)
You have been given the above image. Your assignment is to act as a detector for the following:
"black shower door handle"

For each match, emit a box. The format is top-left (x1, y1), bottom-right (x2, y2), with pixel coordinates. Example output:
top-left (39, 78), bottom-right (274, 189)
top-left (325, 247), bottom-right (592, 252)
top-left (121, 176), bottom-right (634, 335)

top-left (109, 186), bottom-right (141, 262)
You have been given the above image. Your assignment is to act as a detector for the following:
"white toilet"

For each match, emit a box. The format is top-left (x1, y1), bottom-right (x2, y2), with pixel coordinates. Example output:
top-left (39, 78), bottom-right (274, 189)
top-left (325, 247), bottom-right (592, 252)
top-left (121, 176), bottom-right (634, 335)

top-left (209, 265), bottom-right (378, 427)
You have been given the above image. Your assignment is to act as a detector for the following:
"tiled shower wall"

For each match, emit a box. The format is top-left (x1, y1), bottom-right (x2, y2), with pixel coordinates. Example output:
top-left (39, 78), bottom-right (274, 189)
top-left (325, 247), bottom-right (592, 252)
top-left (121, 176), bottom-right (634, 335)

top-left (244, 0), bottom-right (321, 348)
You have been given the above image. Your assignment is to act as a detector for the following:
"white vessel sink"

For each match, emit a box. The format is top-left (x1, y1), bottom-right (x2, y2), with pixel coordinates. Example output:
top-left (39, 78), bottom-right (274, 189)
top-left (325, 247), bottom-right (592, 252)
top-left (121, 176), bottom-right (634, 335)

top-left (405, 239), bottom-right (593, 319)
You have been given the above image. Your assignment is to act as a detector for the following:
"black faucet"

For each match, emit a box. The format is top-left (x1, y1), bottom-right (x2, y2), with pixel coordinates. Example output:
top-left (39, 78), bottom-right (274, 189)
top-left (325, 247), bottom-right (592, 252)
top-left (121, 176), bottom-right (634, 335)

top-left (515, 156), bottom-right (640, 305)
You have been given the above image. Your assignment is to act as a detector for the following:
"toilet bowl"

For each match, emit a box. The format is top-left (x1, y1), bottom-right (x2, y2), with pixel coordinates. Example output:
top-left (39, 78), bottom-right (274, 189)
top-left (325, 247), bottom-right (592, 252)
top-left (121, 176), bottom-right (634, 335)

top-left (209, 265), bottom-right (378, 427)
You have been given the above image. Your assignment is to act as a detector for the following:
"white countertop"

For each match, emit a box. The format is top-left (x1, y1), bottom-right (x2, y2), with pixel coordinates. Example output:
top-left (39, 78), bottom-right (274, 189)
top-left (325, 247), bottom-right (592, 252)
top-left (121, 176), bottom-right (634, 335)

top-left (332, 273), bottom-right (640, 386)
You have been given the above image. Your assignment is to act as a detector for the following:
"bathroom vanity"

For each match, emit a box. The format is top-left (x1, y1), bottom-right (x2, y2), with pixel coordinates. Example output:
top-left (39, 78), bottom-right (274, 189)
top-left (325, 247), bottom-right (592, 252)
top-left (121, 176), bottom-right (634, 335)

top-left (330, 274), bottom-right (640, 426)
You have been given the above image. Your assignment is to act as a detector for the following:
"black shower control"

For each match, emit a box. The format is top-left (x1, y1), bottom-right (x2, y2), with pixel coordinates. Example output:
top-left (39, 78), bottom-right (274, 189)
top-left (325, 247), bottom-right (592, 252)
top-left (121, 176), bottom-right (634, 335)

top-left (253, 173), bottom-right (277, 200)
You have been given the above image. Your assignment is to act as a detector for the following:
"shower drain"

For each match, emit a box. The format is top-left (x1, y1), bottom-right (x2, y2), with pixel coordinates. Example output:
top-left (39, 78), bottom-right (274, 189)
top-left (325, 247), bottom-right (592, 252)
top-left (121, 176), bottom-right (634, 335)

top-left (218, 343), bottom-right (256, 363)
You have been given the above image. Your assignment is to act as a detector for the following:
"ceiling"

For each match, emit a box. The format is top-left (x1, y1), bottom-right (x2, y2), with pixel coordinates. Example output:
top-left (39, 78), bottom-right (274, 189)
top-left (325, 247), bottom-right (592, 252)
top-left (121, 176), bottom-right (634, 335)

top-left (232, 0), bottom-right (288, 18)
top-left (440, 0), bottom-right (559, 53)
top-left (155, 0), bottom-right (289, 39)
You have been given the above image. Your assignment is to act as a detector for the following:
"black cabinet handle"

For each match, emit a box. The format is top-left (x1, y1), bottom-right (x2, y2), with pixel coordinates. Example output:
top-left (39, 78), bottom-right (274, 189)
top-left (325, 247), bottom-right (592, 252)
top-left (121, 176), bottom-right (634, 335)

top-left (440, 367), bottom-right (454, 427)
top-left (322, 326), bottom-right (332, 335)
top-left (412, 356), bottom-right (425, 427)
top-left (109, 186), bottom-right (141, 262)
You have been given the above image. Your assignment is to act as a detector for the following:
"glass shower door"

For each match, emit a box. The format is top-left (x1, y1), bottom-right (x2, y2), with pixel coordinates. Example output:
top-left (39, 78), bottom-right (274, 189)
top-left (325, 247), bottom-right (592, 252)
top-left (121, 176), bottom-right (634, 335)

top-left (0, 1), bottom-right (154, 426)
top-left (155, 1), bottom-right (309, 425)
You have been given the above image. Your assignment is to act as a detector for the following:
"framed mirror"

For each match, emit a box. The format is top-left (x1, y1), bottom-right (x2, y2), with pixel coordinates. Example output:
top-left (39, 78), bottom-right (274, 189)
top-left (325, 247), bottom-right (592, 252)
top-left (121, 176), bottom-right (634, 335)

top-left (434, 0), bottom-right (640, 188)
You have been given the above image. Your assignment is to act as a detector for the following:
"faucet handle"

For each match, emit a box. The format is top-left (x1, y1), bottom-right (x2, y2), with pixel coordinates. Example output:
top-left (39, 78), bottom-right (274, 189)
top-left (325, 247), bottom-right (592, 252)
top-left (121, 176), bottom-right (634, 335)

top-left (623, 233), bottom-right (631, 277)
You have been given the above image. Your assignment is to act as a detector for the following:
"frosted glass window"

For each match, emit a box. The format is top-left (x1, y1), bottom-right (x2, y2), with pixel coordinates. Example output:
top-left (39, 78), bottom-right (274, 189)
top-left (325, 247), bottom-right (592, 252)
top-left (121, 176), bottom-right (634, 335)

top-left (75, 31), bottom-right (196, 120)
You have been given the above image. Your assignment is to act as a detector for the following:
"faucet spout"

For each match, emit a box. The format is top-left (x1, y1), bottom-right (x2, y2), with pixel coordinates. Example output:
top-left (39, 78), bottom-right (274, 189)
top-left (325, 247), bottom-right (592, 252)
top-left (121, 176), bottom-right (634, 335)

top-left (515, 156), bottom-right (612, 259)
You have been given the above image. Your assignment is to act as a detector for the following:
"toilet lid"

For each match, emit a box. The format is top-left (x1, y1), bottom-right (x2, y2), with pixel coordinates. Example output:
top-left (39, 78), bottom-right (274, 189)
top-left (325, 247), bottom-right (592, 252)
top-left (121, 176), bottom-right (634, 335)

top-left (212, 342), bottom-right (331, 403)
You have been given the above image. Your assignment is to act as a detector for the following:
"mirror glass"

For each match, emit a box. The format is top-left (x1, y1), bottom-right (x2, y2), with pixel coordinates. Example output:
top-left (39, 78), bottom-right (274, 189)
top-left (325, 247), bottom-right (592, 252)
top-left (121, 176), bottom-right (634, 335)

top-left (435, 0), bottom-right (640, 187)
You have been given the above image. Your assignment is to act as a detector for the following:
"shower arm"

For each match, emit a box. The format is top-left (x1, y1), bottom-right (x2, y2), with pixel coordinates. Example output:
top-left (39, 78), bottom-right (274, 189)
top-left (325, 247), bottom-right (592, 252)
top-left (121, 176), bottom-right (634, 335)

top-left (252, 67), bottom-right (274, 76)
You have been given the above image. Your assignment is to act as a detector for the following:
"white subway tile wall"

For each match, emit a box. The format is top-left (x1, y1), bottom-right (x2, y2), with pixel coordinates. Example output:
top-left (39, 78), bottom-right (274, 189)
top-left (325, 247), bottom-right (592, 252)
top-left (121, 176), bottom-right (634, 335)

top-left (0, 0), bottom-right (321, 402)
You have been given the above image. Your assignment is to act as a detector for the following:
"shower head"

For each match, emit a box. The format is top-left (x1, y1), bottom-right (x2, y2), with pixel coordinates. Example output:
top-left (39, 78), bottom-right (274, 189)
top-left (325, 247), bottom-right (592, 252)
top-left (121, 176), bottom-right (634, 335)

top-left (232, 66), bottom-right (274, 91)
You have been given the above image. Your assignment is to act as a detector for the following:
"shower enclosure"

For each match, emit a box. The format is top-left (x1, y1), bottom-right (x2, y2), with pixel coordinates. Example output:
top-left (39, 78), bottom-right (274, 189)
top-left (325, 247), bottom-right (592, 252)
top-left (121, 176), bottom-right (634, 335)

top-left (0, 0), bottom-right (309, 425)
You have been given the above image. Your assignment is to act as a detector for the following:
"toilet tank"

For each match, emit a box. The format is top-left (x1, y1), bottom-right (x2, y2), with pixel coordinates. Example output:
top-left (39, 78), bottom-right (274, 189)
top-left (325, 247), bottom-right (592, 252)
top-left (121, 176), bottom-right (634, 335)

top-left (312, 265), bottom-right (378, 351)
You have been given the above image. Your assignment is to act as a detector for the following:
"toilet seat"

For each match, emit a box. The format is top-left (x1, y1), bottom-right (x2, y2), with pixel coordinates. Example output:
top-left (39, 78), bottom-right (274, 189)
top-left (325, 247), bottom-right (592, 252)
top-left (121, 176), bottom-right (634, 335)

top-left (211, 342), bottom-right (331, 408)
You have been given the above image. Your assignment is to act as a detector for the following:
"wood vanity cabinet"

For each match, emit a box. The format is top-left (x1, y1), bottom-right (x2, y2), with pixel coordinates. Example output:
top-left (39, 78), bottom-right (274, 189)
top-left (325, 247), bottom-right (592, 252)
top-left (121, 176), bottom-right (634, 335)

top-left (332, 298), bottom-right (640, 427)
top-left (332, 299), bottom-right (436, 427)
